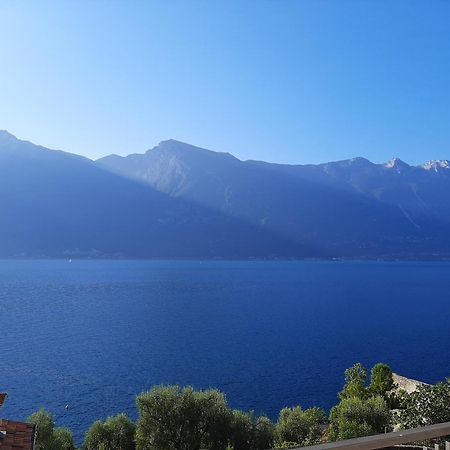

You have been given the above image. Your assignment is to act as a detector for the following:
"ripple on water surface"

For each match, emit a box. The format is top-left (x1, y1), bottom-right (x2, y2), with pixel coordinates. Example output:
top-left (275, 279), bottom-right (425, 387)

top-left (1, 259), bottom-right (450, 443)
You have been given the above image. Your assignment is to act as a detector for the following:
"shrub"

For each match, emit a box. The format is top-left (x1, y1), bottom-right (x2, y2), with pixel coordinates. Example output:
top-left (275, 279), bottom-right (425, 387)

top-left (369, 363), bottom-right (395, 397)
top-left (275, 406), bottom-right (327, 447)
top-left (28, 409), bottom-right (55, 450)
top-left (83, 414), bottom-right (135, 450)
top-left (329, 396), bottom-right (391, 440)
top-left (339, 363), bottom-right (369, 400)
top-left (136, 385), bottom-right (231, 450)
top-left (53, 428), bottom-right (76, 450)
top-left (28, 409), bottom-right (75, 450)
top-left (229, 410), bottom-right (274, 450)
top-left (398, 379), bottom-right (450, 429)
top-left (254, 416), bottom-right (275, 450)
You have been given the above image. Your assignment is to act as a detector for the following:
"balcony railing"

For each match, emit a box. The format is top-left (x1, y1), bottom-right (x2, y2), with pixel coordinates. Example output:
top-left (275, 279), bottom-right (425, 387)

top-left (284, 422), bottom-right (450, 450)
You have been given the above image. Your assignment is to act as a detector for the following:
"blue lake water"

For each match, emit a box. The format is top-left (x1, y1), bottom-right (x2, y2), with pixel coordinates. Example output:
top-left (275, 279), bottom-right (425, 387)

top-left (1, 260), bottom-right (450, 442)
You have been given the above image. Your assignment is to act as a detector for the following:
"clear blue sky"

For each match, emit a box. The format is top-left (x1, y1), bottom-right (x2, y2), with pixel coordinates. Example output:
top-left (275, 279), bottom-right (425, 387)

top-left (1, 0), bottom-right (450, 164)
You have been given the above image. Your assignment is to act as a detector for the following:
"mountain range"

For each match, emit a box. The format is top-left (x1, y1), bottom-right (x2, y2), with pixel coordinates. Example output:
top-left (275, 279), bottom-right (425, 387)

top-left (1, 130), bottom-right (450, 259)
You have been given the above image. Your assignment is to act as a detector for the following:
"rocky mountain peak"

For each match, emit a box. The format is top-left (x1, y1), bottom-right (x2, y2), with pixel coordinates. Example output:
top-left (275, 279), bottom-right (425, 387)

top-left (421, 159), bottom-right (450, 172)
top-left (384, 157), bottom-right (410, 172)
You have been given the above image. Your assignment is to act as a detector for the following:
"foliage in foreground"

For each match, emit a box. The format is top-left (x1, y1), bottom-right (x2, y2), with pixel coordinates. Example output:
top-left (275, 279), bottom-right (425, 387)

top-left (28, 409), bottom-right (75, 450)
top-left (338, 362), bottom-right (395, 403)
top-left (329, 395), bottom-right (391, 440)
top-left (83, 413), bottom-right (135, 450)
top-left (330, 362), bottom-right (394, 440)
top-left (398, 378), bottom-right (450, 428)
top-left (135, 385), bottom-right (273, 450)
top-left (274, 406), bottom-right (327, 448)
top-left (26, 361), bottom-right (450, 450)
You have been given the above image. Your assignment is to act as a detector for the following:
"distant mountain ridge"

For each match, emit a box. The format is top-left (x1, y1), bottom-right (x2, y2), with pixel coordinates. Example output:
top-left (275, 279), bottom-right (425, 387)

top-left (1, 130), bottom-right (450, 258)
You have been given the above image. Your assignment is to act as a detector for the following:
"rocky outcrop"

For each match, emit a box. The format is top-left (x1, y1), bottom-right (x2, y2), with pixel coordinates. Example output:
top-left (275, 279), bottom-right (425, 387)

top-left (392, 373), bottom-right (429, 394)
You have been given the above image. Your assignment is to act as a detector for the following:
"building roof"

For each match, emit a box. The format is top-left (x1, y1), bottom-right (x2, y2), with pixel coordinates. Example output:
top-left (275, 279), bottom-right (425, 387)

top-left (0, 394), bottom-right (36, 450)
top-left (0, 419), bottom-right (36, 450)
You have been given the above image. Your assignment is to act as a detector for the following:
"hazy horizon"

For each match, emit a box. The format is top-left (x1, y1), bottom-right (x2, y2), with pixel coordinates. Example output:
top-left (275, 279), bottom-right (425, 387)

top-left (1, 128), bottom-right (449, 167)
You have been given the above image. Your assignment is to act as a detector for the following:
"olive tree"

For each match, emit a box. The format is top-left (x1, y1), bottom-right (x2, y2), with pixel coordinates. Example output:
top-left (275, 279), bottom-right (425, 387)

top-left (83, 413), bottom-right (135, 450)
top-left (274, 406), bottom-right (327, 448)
top-left (28, 409), bottom-right (75, 450)
top-left (329, 396), bottom-right (391, 440)
top-left (135, 385), bottom-right (231, 450)
top-left (53, 428), bottom-right (77, 450)
top-left (228, 410), bottom-right (274, 450)
top-left (253, 416), bottom-right (275, 450)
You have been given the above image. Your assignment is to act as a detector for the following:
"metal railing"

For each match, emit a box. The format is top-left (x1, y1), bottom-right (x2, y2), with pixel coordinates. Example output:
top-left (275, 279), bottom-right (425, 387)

top-left (287, 422), bottom-right (450, 450)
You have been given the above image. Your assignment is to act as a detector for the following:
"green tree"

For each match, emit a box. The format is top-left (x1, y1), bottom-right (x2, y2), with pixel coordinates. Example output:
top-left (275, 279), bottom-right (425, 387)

top-left (339, 363), bottom-right (369, 400)
top-left (329, 396), bottom-right (391, 440)
top-left (254, 416), bottom-right (275, 450)
top-left (229, 410), bottom-right (256, 450)
top-left (83, 421), bottom-right (109, 450)
top-left (136, 385), bottom-right (231, 450)
top-left (398, 379), bottom-right (450, 429)
top-left (53, 428), bottom-right (76, 450)
top-left (83, 414), bottom-right (135, 450)
top-left (274, 406), bottom-right (327, 448)
top-left (28, 409), bottom-right (75, 450)
top-left (28, 409), bottom-right (55, 450)
top-left (228, 410), bottom-right (274, 450)
top-left (369, 363), bottom-right (395, 397)
top-left (331, 421), bottom-right (373, 441)
top-left (369, 363), bottom-right (398, 408)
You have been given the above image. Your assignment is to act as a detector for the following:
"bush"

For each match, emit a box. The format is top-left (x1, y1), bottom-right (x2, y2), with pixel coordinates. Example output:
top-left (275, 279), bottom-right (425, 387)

top-left (339, 363), bottom-right (369, 400)
top-left (83, 413), bottom-right (135, 450)
top-left (229, 410), bottom-right (274, 450)
top-left (369, 363), bottom-right (395, 397)
top-left (28, 409), bottom-right (75, 450)
top-left (274, 406), bottom-right (327, 447)
top-left (398, 379), bottom-right (450, 429)
top-left (53, 428), bottom-right (76, 450)
top-left (26, 362), bottom-right (402, 449)
top-left (329, 396), bottom-right (391, 440)
top-left (254, 416), bottom-right (275, 450)
top-left (135, 385), bottom-right (231, 450)
top-left (28, 409), bottom-right (55, 450)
